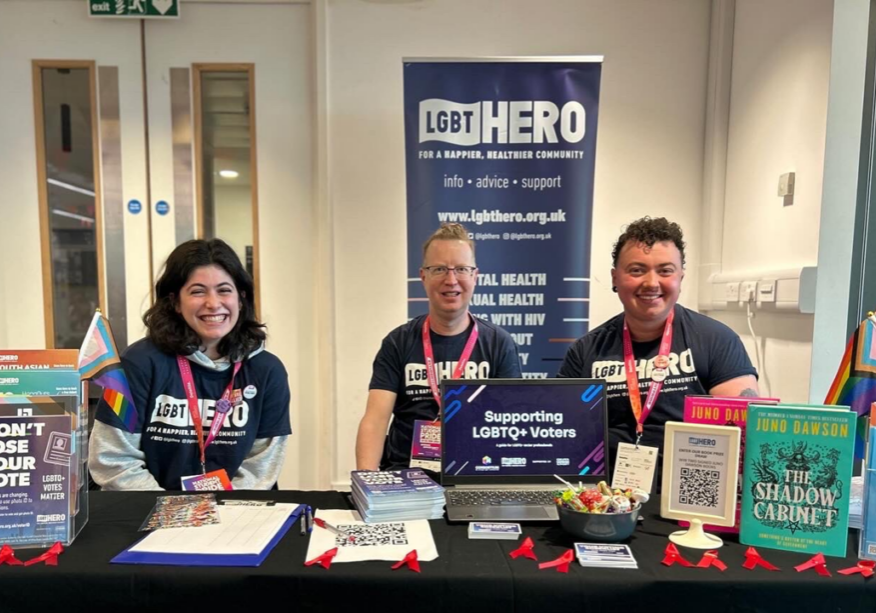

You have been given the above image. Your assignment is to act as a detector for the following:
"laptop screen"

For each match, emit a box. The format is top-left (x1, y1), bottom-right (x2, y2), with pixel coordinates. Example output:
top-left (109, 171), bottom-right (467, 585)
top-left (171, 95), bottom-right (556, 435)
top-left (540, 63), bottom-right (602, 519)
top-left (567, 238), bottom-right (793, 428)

top-left (440, 378), bottom-right (608, 486)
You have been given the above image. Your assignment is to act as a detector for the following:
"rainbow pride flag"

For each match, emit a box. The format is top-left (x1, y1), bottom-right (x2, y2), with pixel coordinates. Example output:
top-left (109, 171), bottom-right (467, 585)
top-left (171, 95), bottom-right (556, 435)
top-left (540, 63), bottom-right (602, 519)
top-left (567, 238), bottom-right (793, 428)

top-left (78, 311), bottom-right (138, 432)
top-left (824, 316), bottom-right (876, 458)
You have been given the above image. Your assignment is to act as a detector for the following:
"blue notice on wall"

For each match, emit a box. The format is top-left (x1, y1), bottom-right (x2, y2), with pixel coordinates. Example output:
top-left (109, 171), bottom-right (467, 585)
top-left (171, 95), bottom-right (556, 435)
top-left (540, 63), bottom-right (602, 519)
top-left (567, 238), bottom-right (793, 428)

top-left (155, 201), bottom-right (170, 216)
top-left (127, 200), bottom-right (142, 214)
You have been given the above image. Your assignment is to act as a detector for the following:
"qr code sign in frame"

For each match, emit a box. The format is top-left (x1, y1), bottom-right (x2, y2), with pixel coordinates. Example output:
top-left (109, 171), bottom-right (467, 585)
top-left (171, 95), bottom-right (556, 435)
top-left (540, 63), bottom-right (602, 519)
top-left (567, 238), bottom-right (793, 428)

top-left (660, 421), bottom-right (740, 527)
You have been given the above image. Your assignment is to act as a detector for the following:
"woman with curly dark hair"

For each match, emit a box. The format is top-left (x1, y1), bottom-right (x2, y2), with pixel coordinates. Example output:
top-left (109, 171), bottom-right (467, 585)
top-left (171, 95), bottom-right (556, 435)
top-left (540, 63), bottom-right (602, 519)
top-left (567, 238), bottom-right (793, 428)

top-left (559, 217), bottom-right (759, 469)
top-left (89, 239), bottom-right (291, 490)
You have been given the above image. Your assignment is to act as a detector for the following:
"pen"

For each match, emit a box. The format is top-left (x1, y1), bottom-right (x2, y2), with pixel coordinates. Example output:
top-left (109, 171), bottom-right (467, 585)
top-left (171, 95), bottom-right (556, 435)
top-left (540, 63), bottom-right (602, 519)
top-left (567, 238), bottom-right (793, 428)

top-left (306, 506), bottom-right (313, 534)
top-left (313, 517), bottom-right (356, 542)
top-left (300, 513), bottom-right (306, 536)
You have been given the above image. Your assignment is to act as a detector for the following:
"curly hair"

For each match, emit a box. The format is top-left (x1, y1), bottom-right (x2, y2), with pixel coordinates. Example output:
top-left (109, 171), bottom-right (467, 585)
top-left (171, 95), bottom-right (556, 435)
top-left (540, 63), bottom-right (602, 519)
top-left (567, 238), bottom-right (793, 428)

top-left (611, 217), bottom-right (686, 267)
top-left (421, 222), bottom-right (476, 264)
top-left (143, 239), bottom-right (266, 360)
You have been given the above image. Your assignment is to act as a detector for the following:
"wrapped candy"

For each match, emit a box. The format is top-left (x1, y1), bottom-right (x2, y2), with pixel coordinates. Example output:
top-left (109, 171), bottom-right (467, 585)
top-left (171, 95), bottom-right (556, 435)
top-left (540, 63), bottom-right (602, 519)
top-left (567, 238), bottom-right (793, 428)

top-left (552, 480), bottom-right (641, 515)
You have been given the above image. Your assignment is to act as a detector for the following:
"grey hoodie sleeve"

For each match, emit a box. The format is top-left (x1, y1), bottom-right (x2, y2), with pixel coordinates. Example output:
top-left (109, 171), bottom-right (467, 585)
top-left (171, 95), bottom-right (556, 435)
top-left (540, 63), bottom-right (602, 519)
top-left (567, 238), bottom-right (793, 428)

top-left (231, 435), bottom-right (289, 490)
top-left (88, 420), bottom-right (164, 491)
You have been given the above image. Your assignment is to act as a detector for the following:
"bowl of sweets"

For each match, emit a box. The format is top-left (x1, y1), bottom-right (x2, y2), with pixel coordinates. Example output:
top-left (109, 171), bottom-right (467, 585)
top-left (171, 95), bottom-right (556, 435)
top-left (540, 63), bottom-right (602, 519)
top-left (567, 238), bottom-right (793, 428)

top-left (553, 481), bottom-right (649, 542)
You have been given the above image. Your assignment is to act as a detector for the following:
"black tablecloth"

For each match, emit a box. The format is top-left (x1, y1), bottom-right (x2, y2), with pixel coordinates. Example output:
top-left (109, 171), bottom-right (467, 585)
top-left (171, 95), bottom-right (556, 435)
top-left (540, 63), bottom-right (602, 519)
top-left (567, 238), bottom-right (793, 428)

top-left (3, 491), bottom-right (876, 613)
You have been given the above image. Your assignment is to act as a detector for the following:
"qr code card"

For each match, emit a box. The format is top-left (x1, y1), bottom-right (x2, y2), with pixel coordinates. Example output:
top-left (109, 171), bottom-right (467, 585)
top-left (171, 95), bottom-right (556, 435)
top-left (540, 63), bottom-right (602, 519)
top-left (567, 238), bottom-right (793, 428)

top-left (304, 510), bottom-right (439, 563)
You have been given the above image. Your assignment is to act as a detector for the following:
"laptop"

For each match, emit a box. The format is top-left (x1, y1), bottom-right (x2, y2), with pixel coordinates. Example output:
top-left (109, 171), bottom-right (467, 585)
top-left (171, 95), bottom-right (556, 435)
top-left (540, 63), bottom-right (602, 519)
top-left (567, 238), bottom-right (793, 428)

top-left (440, 378), bottom-right (608, 522)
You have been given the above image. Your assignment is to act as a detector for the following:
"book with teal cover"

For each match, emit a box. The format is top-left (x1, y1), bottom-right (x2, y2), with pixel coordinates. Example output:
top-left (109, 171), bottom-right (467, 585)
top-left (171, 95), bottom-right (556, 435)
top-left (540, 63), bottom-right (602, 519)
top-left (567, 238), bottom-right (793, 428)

top-left (740, 403), bottom-right (856, 557)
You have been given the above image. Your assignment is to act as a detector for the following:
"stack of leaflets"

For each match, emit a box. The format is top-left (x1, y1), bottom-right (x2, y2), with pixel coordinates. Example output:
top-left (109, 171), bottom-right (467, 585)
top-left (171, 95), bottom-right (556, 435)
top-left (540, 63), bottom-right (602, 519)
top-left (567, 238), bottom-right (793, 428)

top-left (850, 475), bottom-right (863, 530)
top-left (575, 543), bottom-right (638, 569)
top-left (859, 418), bottom-right (876, 560)
top-left (350, 469), bottom-right (445, 523)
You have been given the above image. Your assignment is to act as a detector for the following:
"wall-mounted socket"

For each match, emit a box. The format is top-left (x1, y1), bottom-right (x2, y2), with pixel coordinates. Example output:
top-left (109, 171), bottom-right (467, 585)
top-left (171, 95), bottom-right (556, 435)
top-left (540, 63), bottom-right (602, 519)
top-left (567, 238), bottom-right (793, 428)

top-left (741, 281), bottom-right (757, 302)
top-left (758, 279), bottom-right (776, 303)
top-left (778, 172), bottom-right (795, 197)
top-left (725, 282), bottom-right (740, 302)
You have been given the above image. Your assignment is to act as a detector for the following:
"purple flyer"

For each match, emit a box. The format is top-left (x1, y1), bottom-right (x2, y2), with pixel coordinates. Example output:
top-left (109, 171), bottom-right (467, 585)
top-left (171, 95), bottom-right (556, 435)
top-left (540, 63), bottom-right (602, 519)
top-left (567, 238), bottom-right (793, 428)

top-left (0, 414), bottom-right (72, 546)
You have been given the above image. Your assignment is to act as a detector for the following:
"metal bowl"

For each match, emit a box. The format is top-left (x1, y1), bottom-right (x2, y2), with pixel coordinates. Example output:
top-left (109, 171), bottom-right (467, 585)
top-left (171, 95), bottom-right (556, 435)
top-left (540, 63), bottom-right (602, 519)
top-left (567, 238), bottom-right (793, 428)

top-left (556, 503), bottom-right (641, 542)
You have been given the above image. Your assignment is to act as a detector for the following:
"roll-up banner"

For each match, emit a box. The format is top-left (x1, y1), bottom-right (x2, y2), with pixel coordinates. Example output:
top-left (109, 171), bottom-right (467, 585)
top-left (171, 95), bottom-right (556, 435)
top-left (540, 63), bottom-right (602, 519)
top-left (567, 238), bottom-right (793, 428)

top-left (403, 58), bottom-right (602, 377)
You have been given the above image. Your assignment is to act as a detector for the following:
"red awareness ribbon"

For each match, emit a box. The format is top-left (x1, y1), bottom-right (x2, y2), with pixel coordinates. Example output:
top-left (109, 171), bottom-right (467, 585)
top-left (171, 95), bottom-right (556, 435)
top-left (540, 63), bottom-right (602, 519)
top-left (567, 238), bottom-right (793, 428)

top-left (304, 547), bottom-right (338, 570)
top-left (538, 549), bottom-right (575, 573)
top-left (24, 542), bottom-right (64, 567)
top-left (742, 547), bottom-right (780, 571)
top-left (695, 550), bottom-right (727, 572)
top-left (0, 544), bottom-right (23, 566)
top-left (391, 550), bottom-right (421, 573)
top-left (661, 543), bottom-right (692, 567)
top-left (837, 560), bottom-right (876, 578)
top-left (795, 553), bottom-right (831, 577)
top-left (509, 537), bottom-right (538, 561)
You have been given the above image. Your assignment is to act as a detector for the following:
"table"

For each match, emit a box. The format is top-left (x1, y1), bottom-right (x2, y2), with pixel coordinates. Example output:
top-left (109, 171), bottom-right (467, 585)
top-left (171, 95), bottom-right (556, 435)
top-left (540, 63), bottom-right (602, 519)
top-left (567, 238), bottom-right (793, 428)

top-left (3, 491), bottom-right (875, 613)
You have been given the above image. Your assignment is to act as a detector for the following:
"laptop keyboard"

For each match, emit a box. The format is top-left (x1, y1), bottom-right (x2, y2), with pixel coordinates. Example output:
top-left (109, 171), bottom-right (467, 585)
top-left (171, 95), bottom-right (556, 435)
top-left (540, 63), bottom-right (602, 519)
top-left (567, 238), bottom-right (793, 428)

top-left (448, 489), bottom-right (557, 506)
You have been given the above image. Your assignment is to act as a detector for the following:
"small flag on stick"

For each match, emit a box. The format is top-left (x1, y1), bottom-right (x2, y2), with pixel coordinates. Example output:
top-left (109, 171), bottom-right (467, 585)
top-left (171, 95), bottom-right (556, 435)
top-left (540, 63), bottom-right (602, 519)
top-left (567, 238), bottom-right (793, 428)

top-left (78, 311), bottom-right (138, 432)
top-left (824, 315), bottom-right (876, 458)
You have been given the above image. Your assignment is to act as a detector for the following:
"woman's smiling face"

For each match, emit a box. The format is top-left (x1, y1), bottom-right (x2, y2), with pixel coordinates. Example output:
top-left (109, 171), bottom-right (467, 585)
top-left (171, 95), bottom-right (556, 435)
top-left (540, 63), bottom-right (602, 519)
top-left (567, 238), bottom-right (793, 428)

top-left (175, 264), bottom-right (241, 357)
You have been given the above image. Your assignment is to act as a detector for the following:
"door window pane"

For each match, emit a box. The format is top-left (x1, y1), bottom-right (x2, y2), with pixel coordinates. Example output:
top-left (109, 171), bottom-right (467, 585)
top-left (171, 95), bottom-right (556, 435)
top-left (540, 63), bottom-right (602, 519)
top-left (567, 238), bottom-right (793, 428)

top-left (39, 67), bottom-right (100, 349)
top-left (198, 70), bottom-right (255, 277)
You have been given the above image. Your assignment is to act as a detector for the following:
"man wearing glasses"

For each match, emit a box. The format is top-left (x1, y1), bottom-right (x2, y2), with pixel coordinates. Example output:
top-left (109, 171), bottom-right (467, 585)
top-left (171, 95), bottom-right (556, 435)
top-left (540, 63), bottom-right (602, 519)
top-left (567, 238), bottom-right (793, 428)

top-left (356, 223), bottom-right (522, 471)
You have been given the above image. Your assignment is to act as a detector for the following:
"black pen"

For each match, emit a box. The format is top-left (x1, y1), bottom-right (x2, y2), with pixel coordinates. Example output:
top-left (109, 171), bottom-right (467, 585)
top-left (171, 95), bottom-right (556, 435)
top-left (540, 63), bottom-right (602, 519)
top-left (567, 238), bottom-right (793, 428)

top-left (300, 513), bottom-right (306, 536)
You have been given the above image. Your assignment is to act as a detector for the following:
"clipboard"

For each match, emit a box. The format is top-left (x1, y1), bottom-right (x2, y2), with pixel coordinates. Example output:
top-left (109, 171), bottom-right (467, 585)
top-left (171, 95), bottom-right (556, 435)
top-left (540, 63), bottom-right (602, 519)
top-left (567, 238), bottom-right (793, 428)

top-left (111, 504), bottom-right (304, 567)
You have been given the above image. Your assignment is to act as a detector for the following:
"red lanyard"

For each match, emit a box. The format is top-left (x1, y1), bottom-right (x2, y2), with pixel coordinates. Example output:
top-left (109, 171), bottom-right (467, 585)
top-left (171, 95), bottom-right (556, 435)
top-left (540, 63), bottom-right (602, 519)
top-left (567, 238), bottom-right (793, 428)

top-left (176, 356), bottom-right (242, 474)
top-left (422, 314), bottom-right (480, 411)
top-left (622, 309), bottom-right (674, 436)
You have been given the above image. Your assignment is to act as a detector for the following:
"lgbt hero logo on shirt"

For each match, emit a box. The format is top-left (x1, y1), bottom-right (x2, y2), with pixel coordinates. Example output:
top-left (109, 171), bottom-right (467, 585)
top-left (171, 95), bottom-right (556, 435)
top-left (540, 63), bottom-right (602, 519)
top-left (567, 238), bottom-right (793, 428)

top-left (591, 349), bottom-right (696, 384)
top-left (404, 361), bottom-right (492, 387)
top-left (150, 395), bottom-right (250, 428)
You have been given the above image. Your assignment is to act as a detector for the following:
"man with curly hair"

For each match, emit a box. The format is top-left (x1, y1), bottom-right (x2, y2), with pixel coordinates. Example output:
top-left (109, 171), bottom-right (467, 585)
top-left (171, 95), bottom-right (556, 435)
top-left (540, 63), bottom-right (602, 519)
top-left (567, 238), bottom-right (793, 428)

top-left (559, 217), bottom-right (759, 466)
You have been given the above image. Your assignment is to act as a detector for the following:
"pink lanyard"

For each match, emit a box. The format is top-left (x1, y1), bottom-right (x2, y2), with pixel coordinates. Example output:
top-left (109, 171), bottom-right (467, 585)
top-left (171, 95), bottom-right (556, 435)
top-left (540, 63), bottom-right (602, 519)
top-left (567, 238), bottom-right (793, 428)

top-left (176, 356), bottom-right (242, 473)
top-left (622, 309), bottom-right (674, 438)
top-left (422, 314), bottom-right (480, 411)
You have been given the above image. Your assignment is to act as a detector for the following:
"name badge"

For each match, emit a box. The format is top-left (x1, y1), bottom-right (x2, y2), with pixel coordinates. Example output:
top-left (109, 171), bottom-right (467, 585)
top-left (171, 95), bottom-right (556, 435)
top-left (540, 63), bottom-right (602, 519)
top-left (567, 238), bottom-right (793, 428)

top-left (612, 442), bottom-right (658, 494)
top-left (410, 420), bottom-right (441, 472)
top-left (181, 468), bottom-right (234, 491)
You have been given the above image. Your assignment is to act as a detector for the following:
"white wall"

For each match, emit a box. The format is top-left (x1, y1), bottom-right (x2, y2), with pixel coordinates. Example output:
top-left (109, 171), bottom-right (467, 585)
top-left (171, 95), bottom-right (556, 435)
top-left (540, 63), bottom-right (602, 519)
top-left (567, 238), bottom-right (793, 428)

top-left (811, 0), bottom-right (870, 402)
top-left (706, 0), bottom-right (833, 402)
top-left (325, 0), bottom-right (713, 486)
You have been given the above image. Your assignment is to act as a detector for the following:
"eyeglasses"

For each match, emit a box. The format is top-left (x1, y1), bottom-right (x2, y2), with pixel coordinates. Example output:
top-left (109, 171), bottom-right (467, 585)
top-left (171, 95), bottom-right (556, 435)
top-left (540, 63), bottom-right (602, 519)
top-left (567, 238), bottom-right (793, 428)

top-left (422, 266), bottom-right (478, 278)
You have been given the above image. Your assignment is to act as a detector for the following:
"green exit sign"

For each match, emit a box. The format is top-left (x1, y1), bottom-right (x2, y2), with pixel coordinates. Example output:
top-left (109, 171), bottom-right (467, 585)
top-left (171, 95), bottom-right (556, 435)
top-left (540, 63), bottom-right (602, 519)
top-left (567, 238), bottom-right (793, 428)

top-left (89, 0), bottom-right (180, 18)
